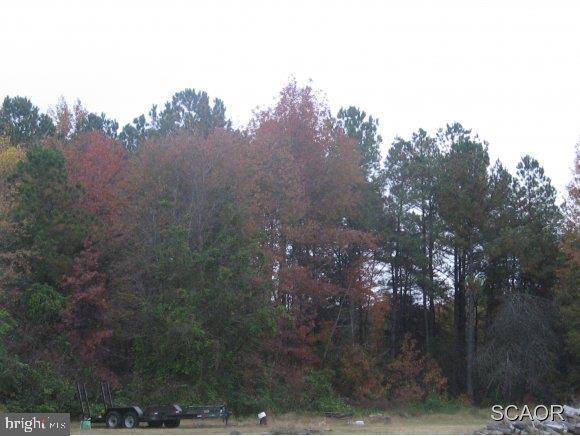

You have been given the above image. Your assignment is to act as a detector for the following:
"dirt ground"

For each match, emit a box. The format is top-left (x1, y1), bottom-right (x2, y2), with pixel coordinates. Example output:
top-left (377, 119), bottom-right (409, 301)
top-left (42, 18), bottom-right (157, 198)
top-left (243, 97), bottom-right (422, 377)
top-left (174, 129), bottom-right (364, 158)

top-left (71, 410), bottom-right (489, 435)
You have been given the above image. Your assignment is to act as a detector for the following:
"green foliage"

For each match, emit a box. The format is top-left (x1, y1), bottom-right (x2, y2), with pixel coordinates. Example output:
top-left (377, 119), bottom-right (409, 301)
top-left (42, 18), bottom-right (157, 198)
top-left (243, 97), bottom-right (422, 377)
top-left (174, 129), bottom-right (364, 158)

top-left (337, 106), bottom-right (382, 179)
top-left (304, 370), bottom-right (348, 412)
top-left (512, 156), bottom-right (563, 295)
top-left (76, 112), bottom-right (118, 139)
top-left (23, 283), bottom-right (65, 323)
top-left (155, 89), bottom-right (230, 137)
top-left (437, 123), bottom-right (490, 243)
top-left (0, 308), bottom-right (11, 337)
top-left (3, 362), bottom-right (77, 413)
top-left (421, 394), bottom-right (462, 414)
top-left (119, 89), bottom-right (230, 148)
top-left (0, 307), bottom-right (75, 413)
top-left (0, 96), bottom-right (54, 146)
top-left (398, 394), bottom-right (463, 416)
top-left (9, 146), bottom-right (88, 284)
top-left (0, 145), bottom-right (87, 414)
top-left (128, 157), bottom-right (274, 409)
top-left (0, 309), bottom-right (24, 407)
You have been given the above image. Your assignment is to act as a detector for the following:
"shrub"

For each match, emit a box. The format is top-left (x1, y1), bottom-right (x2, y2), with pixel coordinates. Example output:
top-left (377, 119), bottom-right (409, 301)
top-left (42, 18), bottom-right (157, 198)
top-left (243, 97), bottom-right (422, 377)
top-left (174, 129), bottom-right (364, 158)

top-left (23, 284), bottom-right (65, 323)
top-left (385, 334), bottom-right (447, 403)
top-left (335, 345), bottom-right (385, 400)
top-left (3, 362), bottom-right (77, 414)
top-left (303, 369), bottom-right (348, 412)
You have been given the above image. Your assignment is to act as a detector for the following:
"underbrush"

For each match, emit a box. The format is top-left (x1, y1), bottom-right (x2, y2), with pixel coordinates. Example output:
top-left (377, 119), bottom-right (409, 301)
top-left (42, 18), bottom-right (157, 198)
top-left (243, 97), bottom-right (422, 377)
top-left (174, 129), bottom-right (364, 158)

top-left (387, 395), bottom-right (488, 419)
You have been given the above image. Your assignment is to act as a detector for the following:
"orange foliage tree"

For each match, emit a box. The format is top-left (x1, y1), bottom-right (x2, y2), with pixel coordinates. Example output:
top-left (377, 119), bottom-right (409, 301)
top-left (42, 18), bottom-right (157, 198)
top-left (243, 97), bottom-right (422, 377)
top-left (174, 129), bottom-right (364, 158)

top-left (239, 81), bottom-right (377, 393)
top-left (58, 131), bottom-right (130, 229)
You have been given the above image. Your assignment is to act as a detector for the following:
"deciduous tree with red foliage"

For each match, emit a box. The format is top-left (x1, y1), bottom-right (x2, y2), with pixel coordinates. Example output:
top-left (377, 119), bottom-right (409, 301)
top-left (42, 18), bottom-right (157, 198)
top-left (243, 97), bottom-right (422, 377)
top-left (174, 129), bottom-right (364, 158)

top-left (58, 131), bottom-right (130, 230)
top-left (61, 239), bottom-right (112, 378)
top-left (241, 81), bottom-right (376, 393)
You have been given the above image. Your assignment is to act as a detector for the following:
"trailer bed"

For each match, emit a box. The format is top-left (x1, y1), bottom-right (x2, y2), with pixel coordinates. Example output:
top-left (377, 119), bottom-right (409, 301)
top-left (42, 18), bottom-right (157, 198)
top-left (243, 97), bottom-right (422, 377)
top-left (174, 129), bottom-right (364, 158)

top-left (181, 405), bottom-right (229, 424)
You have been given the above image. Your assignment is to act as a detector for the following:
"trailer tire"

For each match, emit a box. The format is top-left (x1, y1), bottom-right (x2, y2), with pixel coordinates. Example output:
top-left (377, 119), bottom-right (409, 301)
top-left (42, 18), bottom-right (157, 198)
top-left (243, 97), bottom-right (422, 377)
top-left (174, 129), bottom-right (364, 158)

top-left (105, 411), bottom-right (122, 428)
top-left (148, 421), bottom-right (163, 428)
top-left (123, 411), bottom-right (139, 428)
top-left (163, 419), bottom-right (180, 428)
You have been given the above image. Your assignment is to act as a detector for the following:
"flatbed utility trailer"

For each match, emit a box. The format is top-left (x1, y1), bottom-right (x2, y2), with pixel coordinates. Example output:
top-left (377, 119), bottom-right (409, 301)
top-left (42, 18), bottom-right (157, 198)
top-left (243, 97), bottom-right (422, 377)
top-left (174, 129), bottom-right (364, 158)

top-left (76, 381), bottom-right (182, 428)
top-left (75, 381), bottom-right (229, 428)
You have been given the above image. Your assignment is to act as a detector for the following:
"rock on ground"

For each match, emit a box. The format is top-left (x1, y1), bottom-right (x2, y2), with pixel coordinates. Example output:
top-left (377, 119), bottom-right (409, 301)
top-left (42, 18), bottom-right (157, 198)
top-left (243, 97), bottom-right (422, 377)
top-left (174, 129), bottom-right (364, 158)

top-left (474, 404), bottom-right (580, 435)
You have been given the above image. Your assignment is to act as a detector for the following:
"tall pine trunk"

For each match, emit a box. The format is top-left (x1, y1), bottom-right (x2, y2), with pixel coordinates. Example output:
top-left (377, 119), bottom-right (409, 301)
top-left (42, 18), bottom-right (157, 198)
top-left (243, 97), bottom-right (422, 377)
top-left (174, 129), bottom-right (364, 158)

top-left (465, 240), bottom-right (477, 403)
top-left (453, 245), bottom-right (467, 394)
top-left (428, 236), bottom-right (436, 338)
top-left (421, 207), bottom-right (431, 350)
top-left (390, 264), bottom-right (399, 358)
top-left (466, 285), bottom-right (476, 403)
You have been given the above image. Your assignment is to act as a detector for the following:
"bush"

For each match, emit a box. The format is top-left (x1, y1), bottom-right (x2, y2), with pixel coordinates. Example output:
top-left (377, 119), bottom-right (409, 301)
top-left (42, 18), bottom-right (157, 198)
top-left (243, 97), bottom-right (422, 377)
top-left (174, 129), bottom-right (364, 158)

top-left (385, 335), bottom-right (447, 403)
top-left (335, 345), bottom-right (385, 400)
top-left (23, 284), bottom-right (65, 323)
top-left (3, 362), bottom-right (77, 414)
top-left (303, 369), bottom-right (348, 412)
top-left (421, 394), bottom-right (462, 413)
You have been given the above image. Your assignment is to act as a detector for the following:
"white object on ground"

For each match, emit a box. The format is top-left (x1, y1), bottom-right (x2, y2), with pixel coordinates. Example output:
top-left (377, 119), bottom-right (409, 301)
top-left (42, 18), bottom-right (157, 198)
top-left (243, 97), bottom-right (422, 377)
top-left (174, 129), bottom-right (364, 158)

top-left (355, 420), bottom-right (364, 426)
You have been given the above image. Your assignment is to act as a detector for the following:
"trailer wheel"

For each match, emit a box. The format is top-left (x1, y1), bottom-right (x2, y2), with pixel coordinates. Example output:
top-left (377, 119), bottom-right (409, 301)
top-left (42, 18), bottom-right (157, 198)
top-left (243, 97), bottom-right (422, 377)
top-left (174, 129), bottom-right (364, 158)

top-left (105, 411), bottom-right (122, 428)
top-left (163, 419), bottom-right (180, 428)
top-left (123, 411), bottom-right (139, 429)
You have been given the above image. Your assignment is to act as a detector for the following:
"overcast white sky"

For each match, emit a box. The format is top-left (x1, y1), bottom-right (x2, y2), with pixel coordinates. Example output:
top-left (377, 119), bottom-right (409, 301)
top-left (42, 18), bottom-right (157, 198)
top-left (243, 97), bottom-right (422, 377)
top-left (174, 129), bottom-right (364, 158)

top-left (2, 0), bottom-right (579, 196)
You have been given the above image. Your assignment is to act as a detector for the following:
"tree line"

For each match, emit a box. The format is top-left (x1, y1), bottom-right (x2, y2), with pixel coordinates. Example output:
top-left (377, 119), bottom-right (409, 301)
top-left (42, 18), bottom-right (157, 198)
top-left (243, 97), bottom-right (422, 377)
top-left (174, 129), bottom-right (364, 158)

top-left (0, 81), bottom-right (577, 414)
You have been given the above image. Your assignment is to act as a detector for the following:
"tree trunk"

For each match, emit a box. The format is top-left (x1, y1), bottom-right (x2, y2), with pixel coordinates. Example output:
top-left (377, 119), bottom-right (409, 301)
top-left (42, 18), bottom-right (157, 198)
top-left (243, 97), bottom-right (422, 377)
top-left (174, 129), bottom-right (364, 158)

top-left (389, 267), bottom-right (399, 358)
top-left (428, 236), bottom-right (436, 338)
top-left (453, 245), bottom-right (467, 394)
top-left (465, 238), bottom-right (477, 403)
top-left (421, 206), bottom-right (431, 350)
top-left (466, 284), bottom-right (476, 403)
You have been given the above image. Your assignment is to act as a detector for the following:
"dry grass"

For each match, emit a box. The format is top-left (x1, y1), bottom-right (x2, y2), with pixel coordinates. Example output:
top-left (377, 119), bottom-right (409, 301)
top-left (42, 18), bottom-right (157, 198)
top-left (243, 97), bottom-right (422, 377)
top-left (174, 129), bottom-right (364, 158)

top-left (71, 409), bottom-right (489, 435)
